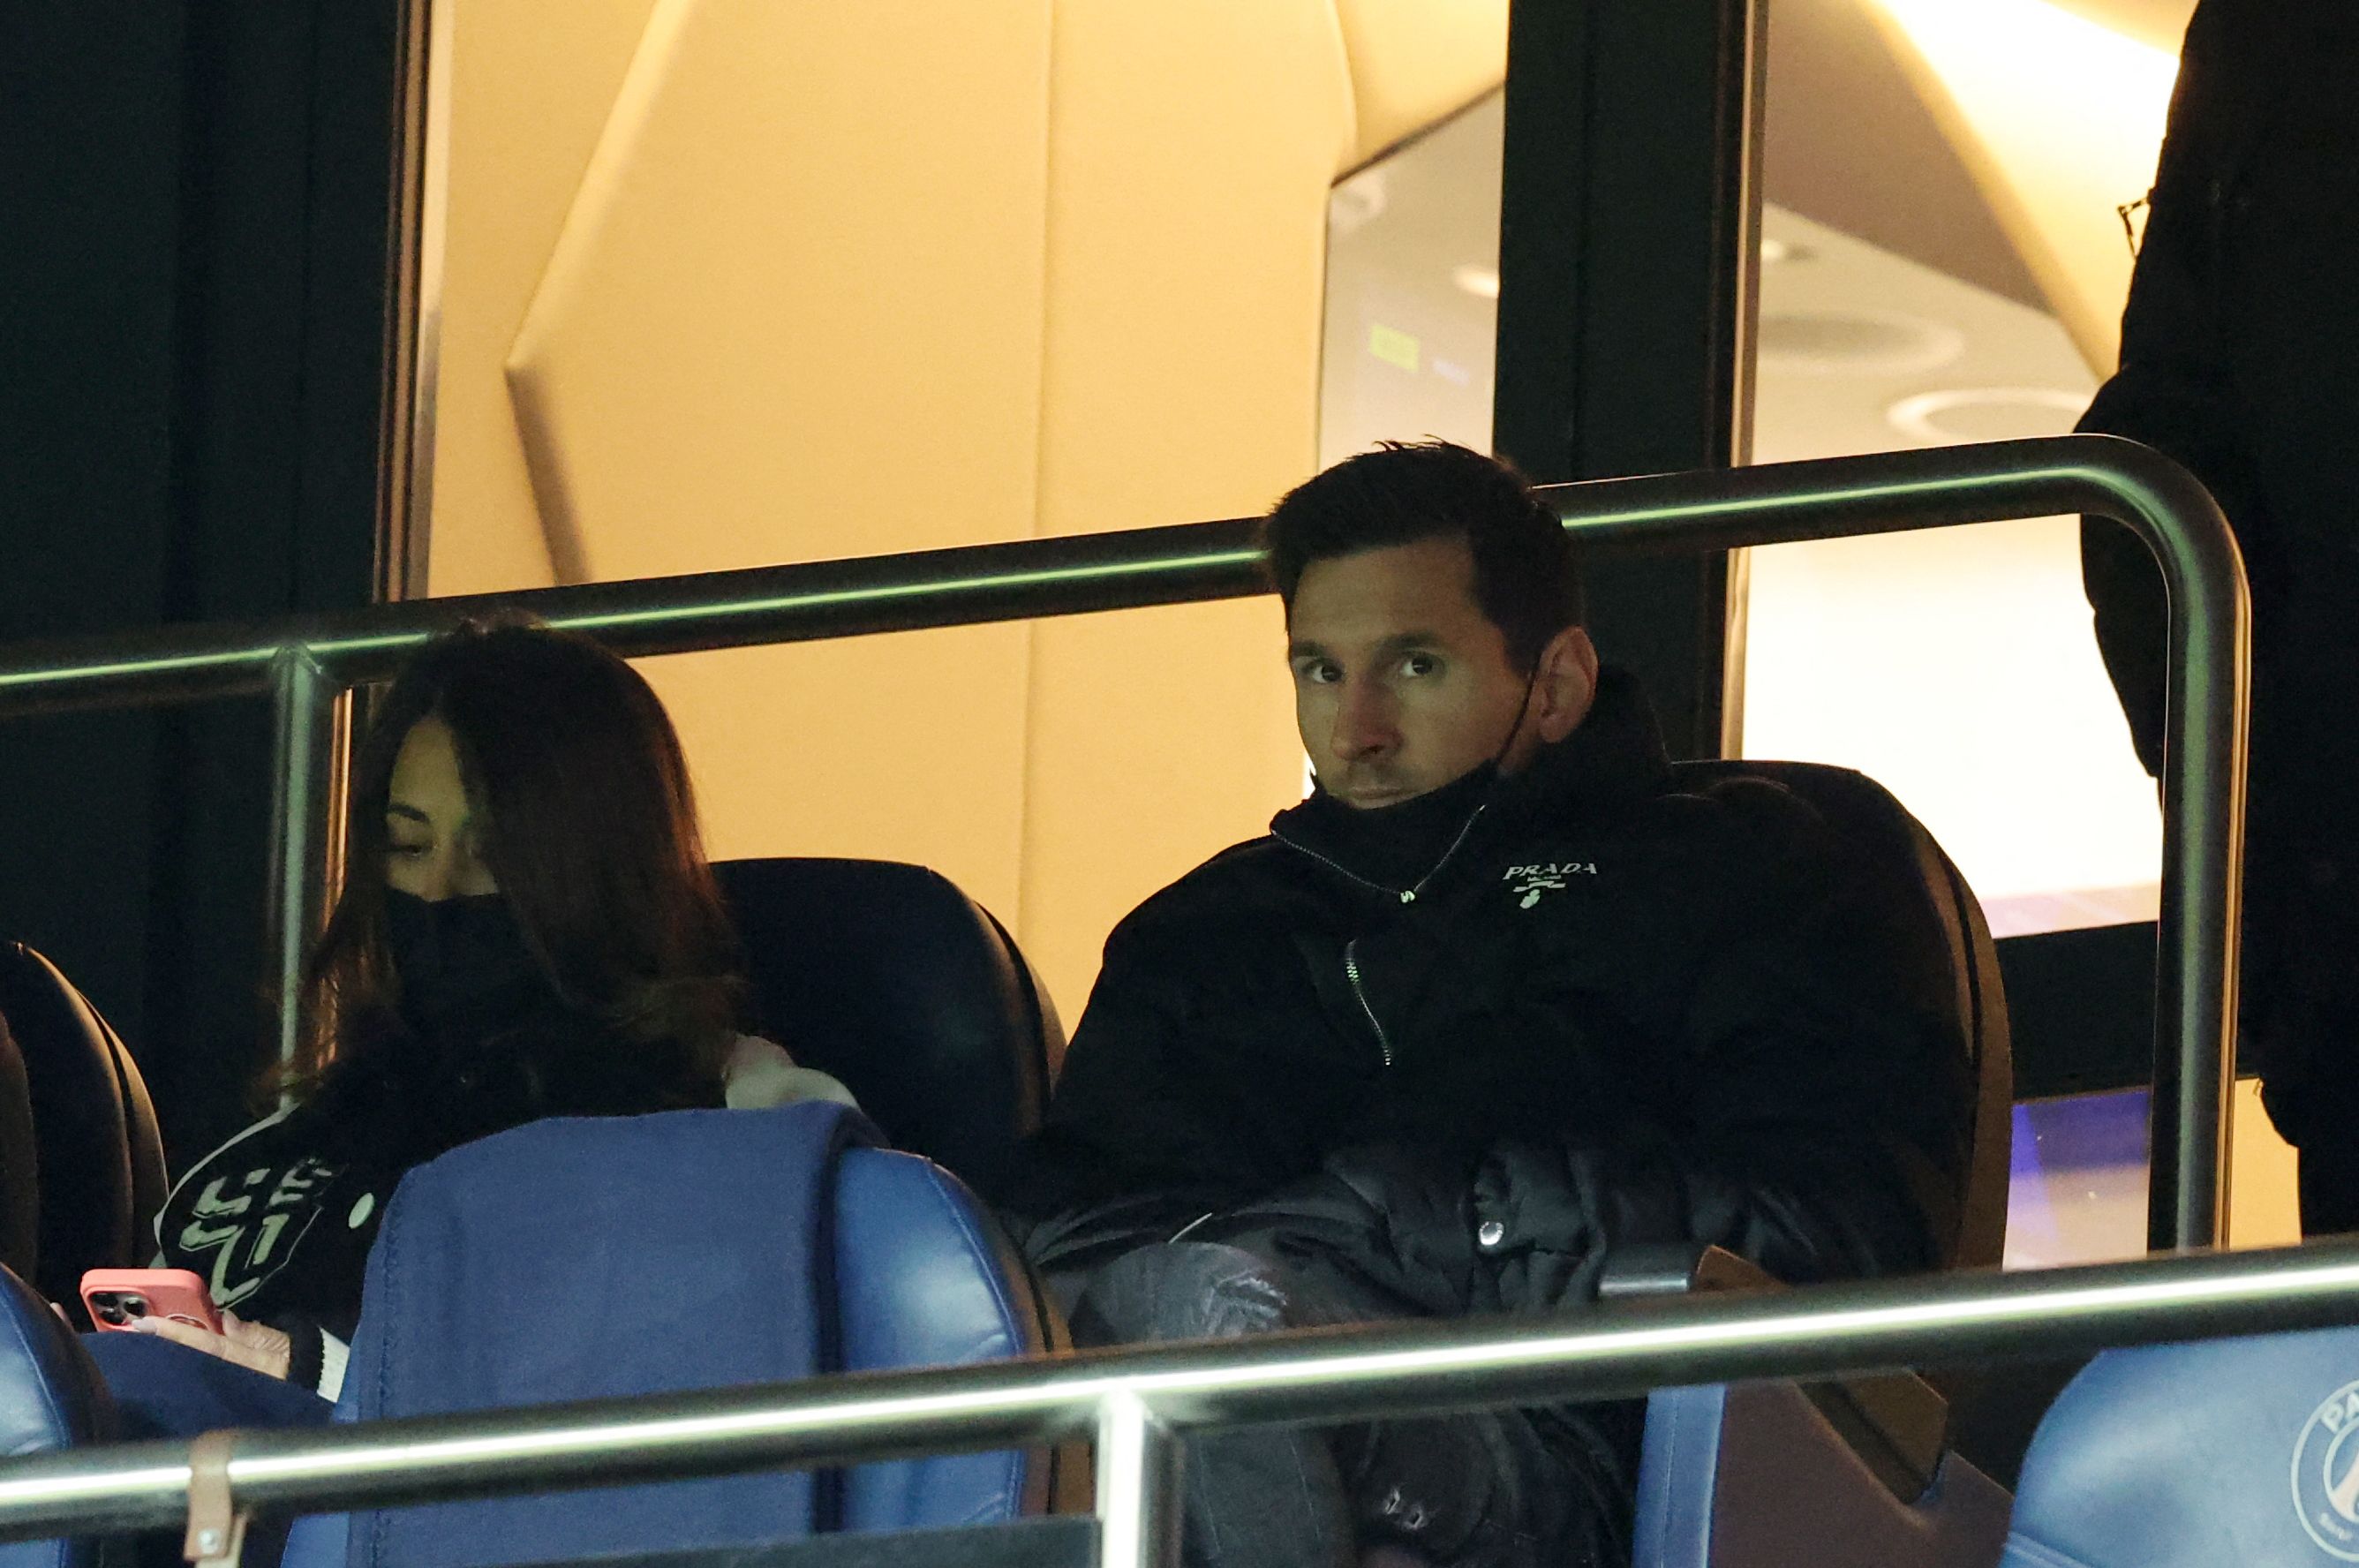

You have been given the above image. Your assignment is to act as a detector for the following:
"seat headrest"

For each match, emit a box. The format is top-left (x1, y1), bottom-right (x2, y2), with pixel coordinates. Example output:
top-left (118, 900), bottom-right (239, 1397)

top-left (1669, 763), bottom-right (1966, 1025)
top-left (712, 858), bottom-right (1059, 1194)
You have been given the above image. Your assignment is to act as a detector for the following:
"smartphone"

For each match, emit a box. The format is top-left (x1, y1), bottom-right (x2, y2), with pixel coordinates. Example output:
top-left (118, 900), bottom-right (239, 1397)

top-left (79, 1269), bottom-right (223, 1335)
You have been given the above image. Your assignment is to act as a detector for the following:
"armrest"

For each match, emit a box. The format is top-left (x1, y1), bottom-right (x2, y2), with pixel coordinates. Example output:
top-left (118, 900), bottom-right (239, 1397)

top-left (1607, 1244), bottom-right (1952, 1503)
top-left (1596, 1241), bottom-right (1719, 1300)
top-left (1597, 1242), bottom-right (1778, 1300)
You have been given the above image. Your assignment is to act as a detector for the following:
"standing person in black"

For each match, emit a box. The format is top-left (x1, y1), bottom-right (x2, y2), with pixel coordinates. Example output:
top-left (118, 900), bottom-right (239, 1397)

top-left (992, 441), bottom-right (1971, 1568)
top-left (2076, 0), bottom-right (2359, 1232)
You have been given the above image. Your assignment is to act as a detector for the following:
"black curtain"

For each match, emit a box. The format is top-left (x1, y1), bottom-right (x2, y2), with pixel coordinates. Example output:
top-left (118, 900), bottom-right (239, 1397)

top-left (1494, 0), bottom-right (1760, 760)
top-left (0, 2), bottom-right (403, 1164)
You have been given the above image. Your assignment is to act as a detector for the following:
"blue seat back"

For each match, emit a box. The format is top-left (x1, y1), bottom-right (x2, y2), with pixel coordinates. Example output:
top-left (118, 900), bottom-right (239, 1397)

top-left (2002, 1324), bottom-right (2359, 1567)
top-left (283, 1105), bottom-right (1058, 1566)
top-left (1636, 1382), bottom-right (2009, 1568)
top-left (835, 1149), bottom-right (1070, 1528)
top-left (0, 1262), bottom-right (115, 1568)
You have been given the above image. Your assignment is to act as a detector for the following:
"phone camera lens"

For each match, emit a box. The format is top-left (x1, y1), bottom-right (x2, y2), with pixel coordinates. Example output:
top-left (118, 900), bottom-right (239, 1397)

top-left (92, 1294), bottom-right (128, 1326)
top-left (119, 1294), bottom-right (149, 1319)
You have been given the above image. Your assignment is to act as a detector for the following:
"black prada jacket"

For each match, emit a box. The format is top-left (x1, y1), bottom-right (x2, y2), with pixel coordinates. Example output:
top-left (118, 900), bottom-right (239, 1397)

top-left (996, 669), bottom-right (1971, 1313)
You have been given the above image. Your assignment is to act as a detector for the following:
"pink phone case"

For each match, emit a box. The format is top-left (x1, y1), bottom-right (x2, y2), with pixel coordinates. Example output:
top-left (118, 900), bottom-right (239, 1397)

top-left (80, 1268), bottom-right (223, 1334)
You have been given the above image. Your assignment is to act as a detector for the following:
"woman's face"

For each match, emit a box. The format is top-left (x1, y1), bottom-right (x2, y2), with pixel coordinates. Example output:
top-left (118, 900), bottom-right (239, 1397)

top-left (383, 715), bottom-right (498, 903)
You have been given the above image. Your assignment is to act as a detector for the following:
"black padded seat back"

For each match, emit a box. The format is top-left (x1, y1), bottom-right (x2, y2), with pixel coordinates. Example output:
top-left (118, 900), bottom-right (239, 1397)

top-left (0, 942), bottom-right (169, 1306)
top-left (1668, 761), bottom-right (2013, 1271)
top-left (712, 858), bottom-right (1063, 1196)
top-left (0, 1011), bottom-right (35, 1285)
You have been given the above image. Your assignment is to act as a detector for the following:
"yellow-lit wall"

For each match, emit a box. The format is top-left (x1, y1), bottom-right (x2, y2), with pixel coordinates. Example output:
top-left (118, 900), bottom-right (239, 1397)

top-left (2232, 1078), bottom-right (2302, 1249)
top-left (424, 0), bottom-right (1505, 1027)
top-left (1861, 0), bottom-right (2183, 373)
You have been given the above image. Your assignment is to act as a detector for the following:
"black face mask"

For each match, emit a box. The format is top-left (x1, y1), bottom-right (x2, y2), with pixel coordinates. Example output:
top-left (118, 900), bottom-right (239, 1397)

top-left (381, 890), bottom-right (558, 1050)
top-left (1305, 758), bottom-right (1501, 890)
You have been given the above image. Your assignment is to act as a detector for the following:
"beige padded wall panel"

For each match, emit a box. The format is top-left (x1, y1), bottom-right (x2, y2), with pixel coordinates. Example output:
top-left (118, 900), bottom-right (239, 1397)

top-left (501, 0), bottom-right (1053, 919)
top-left (1016, 0), bottom-right (1357, 1023)
top-left (426, 0), bottom-right (661, 596)
top-left (1334, 0), bottom-right (1507, 169)
top-left (1857, 0), bottom-right (2179, 373)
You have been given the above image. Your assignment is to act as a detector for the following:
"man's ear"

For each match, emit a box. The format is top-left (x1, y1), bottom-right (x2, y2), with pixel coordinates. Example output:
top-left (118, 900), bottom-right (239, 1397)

top-left (1529, 627), bottom-right (1599, 744)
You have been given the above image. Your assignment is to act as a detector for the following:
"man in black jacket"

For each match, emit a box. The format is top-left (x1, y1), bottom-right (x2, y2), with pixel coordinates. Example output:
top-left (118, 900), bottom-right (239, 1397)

top-left (2076, 0), bottom-right (2359, 1230)
top-left (994, 441), bottom-right (1970, 1568)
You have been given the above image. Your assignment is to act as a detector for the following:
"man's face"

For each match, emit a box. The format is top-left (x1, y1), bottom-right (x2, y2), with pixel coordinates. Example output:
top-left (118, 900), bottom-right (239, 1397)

top-left (1287, 537), bottom-right (1532, 810)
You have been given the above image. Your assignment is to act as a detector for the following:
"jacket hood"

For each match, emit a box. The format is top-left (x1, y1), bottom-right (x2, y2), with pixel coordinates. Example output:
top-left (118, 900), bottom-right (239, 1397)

top-left (1270, 665), bottom-right (1670, 894)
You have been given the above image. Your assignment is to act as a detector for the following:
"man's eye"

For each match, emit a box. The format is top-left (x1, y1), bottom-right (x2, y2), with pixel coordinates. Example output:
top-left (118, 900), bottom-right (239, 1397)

top-left (387, 842), bottom-right (428, 859)
top-left (1401, 653), bottom-right (1440, 677)
top-left (1295, 662), bottom-right (1340, 685)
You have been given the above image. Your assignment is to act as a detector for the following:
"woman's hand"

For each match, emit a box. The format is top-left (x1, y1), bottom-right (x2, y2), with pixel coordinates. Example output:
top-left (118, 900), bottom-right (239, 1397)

top-left (128, 1309), bottom-right (293, 1381)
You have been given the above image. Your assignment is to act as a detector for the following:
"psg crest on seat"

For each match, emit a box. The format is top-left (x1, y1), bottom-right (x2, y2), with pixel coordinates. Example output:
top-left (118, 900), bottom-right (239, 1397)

top-left (2294, 1379), bottom-right (2359, 1560)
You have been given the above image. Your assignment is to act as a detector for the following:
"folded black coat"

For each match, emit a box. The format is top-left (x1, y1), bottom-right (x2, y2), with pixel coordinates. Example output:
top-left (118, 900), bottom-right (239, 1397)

top-left (2076, 0), bottom-right (2359, 1153)
top-left (995, 670), bottom-right (1971, 1315)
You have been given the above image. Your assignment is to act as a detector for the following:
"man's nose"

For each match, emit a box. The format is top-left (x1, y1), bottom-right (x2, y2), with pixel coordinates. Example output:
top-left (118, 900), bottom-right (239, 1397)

top-left (1332, 680), bottom-right (1399, 761)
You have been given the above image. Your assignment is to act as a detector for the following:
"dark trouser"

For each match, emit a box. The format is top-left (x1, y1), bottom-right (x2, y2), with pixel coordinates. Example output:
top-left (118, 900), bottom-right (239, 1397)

top-left (1068, 1242), bottom-right (1628, 1568)
top-left (80, 1332), bottom-right (333, 1568)
top-left (80, 1330), bottom-right (334, 1437)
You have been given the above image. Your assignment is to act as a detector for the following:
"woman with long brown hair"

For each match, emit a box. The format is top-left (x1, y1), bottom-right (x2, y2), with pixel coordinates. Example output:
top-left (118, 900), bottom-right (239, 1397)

top-left (107, 619), bottom-right (849, 1400)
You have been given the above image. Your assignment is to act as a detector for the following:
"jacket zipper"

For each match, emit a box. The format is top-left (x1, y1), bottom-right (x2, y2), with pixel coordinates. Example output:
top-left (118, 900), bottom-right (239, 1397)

top-left (1276, 803), bottom-right (1489, 1072)
top-left (1343, 940), bottom-right (1393, 1067)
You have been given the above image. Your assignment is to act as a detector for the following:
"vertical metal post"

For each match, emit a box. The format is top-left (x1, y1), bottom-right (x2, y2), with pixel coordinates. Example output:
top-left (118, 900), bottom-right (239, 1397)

top-left (265, 649), bottom-right (350, 1069)
top-left (2146, 474), bottom-right (2250, 1252)
top-left (1096, 1391), bottom-right (1182, 1568)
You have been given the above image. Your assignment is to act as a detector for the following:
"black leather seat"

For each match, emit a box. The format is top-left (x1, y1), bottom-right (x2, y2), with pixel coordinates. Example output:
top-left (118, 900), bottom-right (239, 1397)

top-left (1669, 761), bottom-right (2012, 1269)
top-left (0, 1012), bottom-right (36, 1285)
top-left (712, 858), bottom-right (1063, 1199)
top-left (0, 943), bottom-right (169, 1308)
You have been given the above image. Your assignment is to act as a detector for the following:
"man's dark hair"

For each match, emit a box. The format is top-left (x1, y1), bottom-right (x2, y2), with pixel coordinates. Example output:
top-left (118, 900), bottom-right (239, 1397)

top-left (1262, 441), bottom-right (1585, 669)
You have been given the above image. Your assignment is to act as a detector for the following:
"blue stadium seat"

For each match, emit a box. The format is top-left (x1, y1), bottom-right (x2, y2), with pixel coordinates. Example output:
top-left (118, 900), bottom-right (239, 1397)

top-left (2001, 1324), bottom-right (2359, 1567)
top-left (0, 1261), bottom-right (117, 1568)
top-left (280, 1101), bottom-right (1071, 1568)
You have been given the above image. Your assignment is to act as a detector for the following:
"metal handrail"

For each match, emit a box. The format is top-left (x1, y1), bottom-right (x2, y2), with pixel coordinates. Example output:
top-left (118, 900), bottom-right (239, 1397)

top-left (0, 436), bottom-right (2255, 1567)
top-left (4, 1240), bottom-right (2357, 1557)
top-left (0, 434), bottom-right (2249, 1250)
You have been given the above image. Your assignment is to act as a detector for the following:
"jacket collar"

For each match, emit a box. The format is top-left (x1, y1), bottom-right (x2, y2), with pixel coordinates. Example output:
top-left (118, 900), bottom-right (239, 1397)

top-left (1270, 665), bottom-right (1671, 895)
